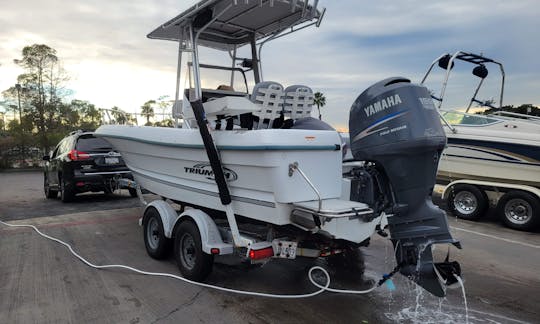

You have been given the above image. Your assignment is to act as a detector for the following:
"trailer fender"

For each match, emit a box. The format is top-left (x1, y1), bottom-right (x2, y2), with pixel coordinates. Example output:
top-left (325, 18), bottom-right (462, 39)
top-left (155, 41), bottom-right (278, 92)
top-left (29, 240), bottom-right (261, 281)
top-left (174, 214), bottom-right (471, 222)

top-left (442, 180), bottom-right (540, 200)
top-left (143, 200), bottom-right (178, 238)
top-left (175, 209), bottom-right (234, 255)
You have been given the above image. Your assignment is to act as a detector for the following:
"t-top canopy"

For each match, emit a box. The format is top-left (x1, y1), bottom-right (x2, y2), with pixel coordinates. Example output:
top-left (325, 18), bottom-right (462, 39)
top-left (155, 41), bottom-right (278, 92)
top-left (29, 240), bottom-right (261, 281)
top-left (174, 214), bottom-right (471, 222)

top-left (148, 0), bottom-right (324, 51)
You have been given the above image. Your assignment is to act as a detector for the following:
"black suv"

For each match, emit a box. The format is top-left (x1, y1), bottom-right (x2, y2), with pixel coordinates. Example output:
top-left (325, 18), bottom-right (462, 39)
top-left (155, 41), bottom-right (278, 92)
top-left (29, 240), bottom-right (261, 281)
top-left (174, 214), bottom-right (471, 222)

top-left (43, 130), bottom-right (136, 202)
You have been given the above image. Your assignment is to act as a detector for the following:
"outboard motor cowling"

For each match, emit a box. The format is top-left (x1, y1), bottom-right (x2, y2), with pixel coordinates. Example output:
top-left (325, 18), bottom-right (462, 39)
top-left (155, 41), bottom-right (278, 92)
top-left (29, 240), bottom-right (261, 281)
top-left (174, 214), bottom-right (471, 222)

top-left (349, 77), bottom-right (461, 297)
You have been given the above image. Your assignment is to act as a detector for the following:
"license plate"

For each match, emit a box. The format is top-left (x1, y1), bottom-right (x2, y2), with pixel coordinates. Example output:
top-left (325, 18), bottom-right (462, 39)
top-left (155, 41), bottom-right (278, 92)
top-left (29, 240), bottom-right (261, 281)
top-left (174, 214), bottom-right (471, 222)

top-left (272, 240), bottom-right (297, 259)
top-left (105, 157), bottom-right (119, 164)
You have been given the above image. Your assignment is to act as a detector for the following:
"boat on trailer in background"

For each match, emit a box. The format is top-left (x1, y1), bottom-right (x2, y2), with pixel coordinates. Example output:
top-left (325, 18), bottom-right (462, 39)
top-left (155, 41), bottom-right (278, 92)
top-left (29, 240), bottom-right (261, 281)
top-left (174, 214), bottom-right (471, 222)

top-left (422, 51), bottom-right (540, 231)
top-left (96, 0), bottom-right (461, 297)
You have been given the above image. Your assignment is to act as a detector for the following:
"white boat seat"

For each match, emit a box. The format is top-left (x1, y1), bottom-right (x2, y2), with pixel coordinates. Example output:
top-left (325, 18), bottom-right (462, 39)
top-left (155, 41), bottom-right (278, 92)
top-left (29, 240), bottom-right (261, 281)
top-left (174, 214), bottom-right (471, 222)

top-left (182, 88), bottom-right (254, 129)
top-left (202, 96), bottom-right (261, 118)
top-left (205, 96), bottom-right (261, 130)
top-left (283, 85), bottom-right (314, 120)
top-left (250, 81), bottom-right (285, 129)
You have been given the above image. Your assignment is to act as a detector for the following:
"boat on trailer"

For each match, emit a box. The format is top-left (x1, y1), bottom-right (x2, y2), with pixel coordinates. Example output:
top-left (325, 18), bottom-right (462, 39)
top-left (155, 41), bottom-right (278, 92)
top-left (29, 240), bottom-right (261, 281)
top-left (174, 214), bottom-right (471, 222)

top-left (422, 51), bottom-right (540, 188)
top-left (96, 0), bottom-right (461, 297)
top-left (422, 51), bottom-right (540, 230)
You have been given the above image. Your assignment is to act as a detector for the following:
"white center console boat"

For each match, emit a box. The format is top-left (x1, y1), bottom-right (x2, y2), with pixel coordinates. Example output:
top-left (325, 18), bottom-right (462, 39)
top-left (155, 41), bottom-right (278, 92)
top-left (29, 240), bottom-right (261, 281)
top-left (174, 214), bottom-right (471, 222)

top-left (96, 0), bottom-right (461, 297)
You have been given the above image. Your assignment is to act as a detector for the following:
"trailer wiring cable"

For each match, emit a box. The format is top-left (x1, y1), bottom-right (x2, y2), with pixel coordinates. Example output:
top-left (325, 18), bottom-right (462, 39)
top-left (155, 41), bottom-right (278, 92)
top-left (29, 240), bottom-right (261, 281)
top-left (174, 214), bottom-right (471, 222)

top-left (0, 220), bottom-right (394, 298)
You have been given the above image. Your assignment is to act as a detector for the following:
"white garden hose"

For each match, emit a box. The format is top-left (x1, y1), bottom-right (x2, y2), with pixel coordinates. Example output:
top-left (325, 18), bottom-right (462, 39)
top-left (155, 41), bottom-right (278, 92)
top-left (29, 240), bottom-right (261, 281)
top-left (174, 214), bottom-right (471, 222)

top-left (0, 220), bottom-right (380, 298)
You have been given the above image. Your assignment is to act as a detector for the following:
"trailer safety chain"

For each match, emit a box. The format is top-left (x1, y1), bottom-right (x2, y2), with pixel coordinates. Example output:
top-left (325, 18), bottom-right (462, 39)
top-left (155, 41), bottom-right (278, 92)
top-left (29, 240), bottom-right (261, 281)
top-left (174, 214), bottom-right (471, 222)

top-left (0, 220), bottom-right (392, 298)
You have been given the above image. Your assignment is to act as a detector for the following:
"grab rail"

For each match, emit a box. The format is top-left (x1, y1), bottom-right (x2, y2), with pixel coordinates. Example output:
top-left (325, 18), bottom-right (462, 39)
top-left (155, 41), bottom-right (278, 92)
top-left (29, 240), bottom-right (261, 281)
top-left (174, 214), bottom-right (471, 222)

top-left (289, 162), bottom-right (322, 212)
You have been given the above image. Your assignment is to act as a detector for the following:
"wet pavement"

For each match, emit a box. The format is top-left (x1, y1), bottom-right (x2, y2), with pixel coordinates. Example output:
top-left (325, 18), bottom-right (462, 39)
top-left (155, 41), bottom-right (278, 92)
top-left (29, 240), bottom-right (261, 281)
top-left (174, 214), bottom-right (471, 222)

top-left (1, 171), bottom-right (539, 323)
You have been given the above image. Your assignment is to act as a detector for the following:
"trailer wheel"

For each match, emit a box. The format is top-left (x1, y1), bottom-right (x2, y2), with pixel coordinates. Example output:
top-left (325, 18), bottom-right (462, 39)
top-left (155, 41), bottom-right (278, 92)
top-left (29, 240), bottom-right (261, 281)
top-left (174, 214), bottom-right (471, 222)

top-left (174, 220), bottom-right (213, 281)
top-left (447, 184), bottom-right (488, 220)
top-left (143, 207), bottom-right (171, 259)
top-left (497, 191), bottom-right (540, 231)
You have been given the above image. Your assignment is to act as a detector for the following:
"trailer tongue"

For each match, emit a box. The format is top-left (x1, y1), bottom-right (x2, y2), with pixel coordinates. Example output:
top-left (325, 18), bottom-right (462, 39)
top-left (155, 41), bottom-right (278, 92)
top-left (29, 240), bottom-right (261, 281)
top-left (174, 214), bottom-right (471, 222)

top-left (348, 77), bottom-right (461, 297)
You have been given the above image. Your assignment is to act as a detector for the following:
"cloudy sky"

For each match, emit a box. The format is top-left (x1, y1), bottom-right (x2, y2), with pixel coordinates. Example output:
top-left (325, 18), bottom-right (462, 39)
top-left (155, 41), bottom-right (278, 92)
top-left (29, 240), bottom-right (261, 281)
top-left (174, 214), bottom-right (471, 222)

top-left (1, 0), bottom-right (539, 129)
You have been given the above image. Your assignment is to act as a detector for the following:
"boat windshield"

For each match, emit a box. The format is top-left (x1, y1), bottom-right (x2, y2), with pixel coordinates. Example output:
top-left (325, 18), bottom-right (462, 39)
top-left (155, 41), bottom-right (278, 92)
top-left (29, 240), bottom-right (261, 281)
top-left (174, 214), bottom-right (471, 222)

top-left (441, 111), bottom-right (501, 126)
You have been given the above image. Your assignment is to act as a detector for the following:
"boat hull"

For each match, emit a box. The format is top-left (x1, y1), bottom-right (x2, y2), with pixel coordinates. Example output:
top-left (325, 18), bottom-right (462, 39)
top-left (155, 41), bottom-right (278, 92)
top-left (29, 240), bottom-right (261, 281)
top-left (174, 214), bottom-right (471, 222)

top-left (95, 125), bottom-right (344, 225)
top-left (438, 136), bottom-right (540, 188)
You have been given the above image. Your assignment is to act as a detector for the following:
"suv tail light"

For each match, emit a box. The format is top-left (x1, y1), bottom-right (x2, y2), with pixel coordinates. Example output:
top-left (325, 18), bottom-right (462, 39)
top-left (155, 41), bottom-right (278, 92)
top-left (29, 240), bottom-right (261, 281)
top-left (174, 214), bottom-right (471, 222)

top-left (68, 149), bottom-right (90, 161)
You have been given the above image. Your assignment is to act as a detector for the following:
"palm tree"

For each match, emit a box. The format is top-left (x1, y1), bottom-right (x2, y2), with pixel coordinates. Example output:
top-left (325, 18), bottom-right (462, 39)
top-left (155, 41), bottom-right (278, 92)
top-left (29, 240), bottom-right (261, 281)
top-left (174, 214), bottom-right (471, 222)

top-left (313, 92), bottom-right (326, 120)
top-left (125, 113), bottom-right (138, 125)
top-left (141, 100), bottom-right (156, 126)
top-left (111, 106), bottom-right (127, 124)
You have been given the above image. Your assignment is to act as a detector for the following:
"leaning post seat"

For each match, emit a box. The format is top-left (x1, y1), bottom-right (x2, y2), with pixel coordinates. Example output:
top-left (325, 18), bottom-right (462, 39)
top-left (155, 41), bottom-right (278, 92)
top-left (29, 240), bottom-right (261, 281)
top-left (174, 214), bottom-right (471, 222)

top-left (250, 81), bottom-right (285, 129)
top-left (283, 85), bottom-right (314, 120)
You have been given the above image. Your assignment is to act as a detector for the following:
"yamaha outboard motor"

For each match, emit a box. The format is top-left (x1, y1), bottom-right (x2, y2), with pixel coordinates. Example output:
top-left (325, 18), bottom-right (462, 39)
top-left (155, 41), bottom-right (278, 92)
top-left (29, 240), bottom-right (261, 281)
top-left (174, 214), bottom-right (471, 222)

top-left (349, 77), bottom-right (461, 297)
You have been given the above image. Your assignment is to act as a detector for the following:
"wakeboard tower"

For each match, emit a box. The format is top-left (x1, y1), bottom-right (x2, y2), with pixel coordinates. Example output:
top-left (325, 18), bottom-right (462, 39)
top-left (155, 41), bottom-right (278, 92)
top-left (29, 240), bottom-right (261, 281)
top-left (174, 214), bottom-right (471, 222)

top-left (96, 0), bottom-right (461, 297)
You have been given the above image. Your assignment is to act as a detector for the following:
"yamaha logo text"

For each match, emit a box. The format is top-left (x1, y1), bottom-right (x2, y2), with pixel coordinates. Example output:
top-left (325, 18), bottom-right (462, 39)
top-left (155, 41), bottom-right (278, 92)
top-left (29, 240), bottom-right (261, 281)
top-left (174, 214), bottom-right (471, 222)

top-left (364, 94), bottom-right (403, 117)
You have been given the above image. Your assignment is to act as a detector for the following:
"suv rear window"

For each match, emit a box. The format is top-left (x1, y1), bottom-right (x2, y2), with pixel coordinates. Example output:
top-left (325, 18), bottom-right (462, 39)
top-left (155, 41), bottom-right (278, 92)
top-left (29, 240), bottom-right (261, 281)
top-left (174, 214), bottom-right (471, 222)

top-left (76, 135), bottom-right (113, 152)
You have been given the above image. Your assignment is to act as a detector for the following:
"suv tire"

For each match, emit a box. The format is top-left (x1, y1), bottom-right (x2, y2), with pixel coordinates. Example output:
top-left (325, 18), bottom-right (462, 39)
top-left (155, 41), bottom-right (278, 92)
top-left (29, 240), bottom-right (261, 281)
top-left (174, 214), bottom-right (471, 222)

top-left (60, 177), bottom-right (75, 202)
top-left (44, 175), bottom-right (58, 199)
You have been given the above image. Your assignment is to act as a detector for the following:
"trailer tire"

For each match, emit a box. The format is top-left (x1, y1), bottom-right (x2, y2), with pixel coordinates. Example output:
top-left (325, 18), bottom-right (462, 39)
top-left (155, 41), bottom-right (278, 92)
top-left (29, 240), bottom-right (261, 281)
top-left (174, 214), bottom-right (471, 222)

top-left (143, 207), bottom-right (171, 259)
top-left (447, 184), bottom-right (488, 220)
top-left (497, 191), bottom-right (540, 231)
top-left (174, 220), bottom-right (214, 281)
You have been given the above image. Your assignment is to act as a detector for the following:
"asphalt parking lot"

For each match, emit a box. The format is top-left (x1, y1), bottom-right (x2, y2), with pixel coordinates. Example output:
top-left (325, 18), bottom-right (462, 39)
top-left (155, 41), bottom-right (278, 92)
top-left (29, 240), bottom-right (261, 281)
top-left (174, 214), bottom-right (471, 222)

top-left (1, 171), bottom-right (539, 323)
